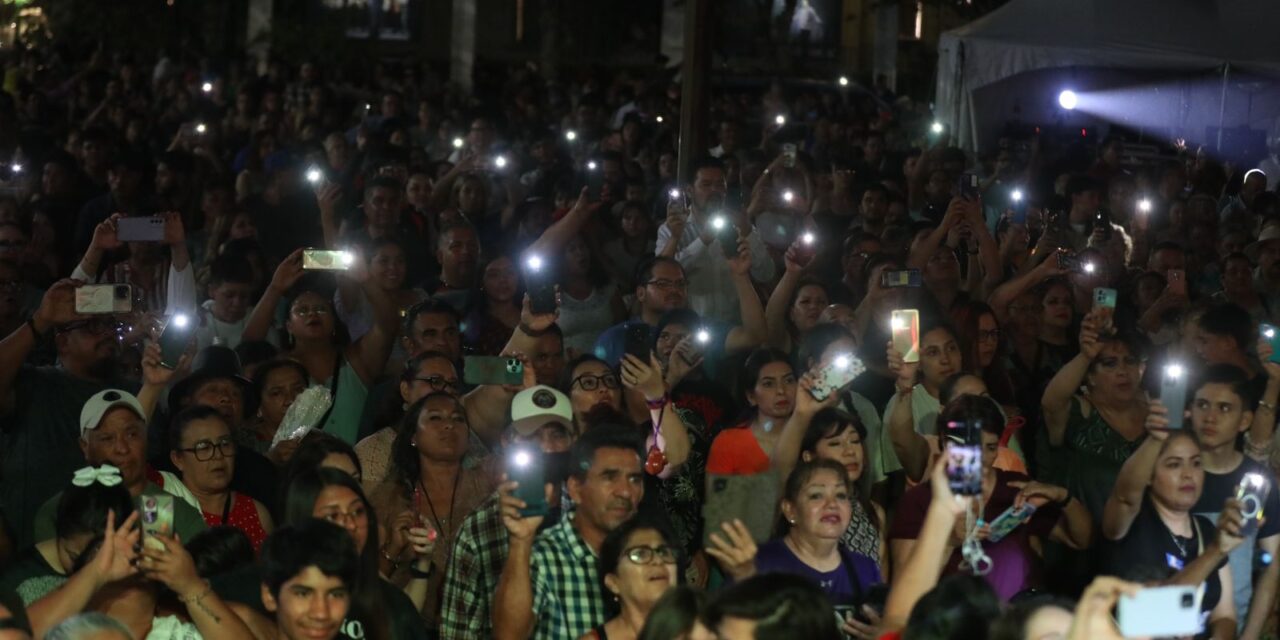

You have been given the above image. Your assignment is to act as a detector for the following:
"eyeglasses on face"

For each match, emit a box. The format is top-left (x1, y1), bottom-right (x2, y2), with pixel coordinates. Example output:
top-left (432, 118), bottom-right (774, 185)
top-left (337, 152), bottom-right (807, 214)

top-left (413, 375), bottom-right (460, 392)
top-left (571, 373), bottom-right (619, 391)
top-left (623, 545), bottom-right (677, 565)
top-left (176, 437), bottom-right (236, 461)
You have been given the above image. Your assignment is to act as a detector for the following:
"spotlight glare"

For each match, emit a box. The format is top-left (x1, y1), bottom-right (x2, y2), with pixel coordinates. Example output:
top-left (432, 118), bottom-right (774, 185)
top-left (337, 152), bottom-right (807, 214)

top-left (774, 115), bottom-right (786, 126)
top-left (1058, 90), bottom-right (1078, 110)
top-left (1139, 198), bottom-right (1152, 213)
top-left (565, 130), bottom-right (577, 142)
top-left (200, 82), bottom-right (213, 93)
top-left (930, 121), bottom-right (944, 134)
top-left (1011, 189), bottom-right (1023, 202)
top-left (838, 76), bottom-right (849, 87)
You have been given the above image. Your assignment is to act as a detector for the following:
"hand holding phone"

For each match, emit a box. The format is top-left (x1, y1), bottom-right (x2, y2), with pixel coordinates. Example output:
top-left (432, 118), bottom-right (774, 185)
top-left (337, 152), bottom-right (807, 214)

top-left (463, 356), bottom-right (524, 386)
top-left (1236, 473), bottom-right (1271, 537)
top-left (807, 354), bottom-right (867, 402)
top-left (508, 449), bottom-right (549, 517)
top-left (891, 309), bottom-right (920, 363)
top-left (76, 284), bottom-right (133, 315)
top-left (140, 494), bottom-right (175, 551)
top-left (1118, 586), bottom-right (1202, 639)
top-left (1160, 363), bottom-right (1189, 430)
top-left (624, 324), bottom-right (652, 361)
top-left (157, 313), bottom-right (194, 369)
top-left (302, 249), bottom-right (354, 271)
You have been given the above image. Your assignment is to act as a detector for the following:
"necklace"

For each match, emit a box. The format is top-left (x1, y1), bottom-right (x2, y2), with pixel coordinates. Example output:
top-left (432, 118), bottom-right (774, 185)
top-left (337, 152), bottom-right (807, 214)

top-left (1169, 529), bottom-right (1190, 558)
top-left (416, 465), bottom-right (462, 542)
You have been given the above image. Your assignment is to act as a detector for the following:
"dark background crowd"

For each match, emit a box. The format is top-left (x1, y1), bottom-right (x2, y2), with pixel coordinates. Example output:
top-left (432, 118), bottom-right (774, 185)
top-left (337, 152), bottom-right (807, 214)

top-left (3, 2), bottom-right (1280, 640)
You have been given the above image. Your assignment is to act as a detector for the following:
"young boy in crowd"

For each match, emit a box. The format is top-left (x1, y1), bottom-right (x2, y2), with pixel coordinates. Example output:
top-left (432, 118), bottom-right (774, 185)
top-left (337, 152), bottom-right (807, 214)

top-left (196, 253), bottom-right (258, 351)
top-left (260, 519), bottom-right (360, 640)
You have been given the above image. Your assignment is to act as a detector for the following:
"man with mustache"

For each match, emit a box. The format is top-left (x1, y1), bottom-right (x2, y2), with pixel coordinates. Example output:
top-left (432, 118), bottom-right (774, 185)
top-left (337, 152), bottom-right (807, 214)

top-left (493, 425), bottom-right (646, 639)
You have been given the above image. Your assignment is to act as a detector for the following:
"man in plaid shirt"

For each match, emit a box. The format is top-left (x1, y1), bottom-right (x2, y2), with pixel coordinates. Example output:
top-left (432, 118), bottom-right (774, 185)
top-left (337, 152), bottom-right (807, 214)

top-left (493, 425), bottom-right (646, 640)
top-left (438, 386), bottom-right (576, 640)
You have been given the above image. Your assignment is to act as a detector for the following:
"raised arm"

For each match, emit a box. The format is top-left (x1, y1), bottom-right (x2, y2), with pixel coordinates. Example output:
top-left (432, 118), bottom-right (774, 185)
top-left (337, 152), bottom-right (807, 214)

top-left (1100, 414), bottom-right (1165, 541)
top-left (882, 458), bottom-right (966, 632)
top-left (885, 341), bottom-right (932, 483)
top-left (621, 353), bottom-right (690, 473)
top-left (773, 370), bottom-right (842, 486)
top-left (73, 213), bottom-right (123, 282)
top-left (347, 255), bottom-right (399, 385)
top-left (986, 255), bottom-right (1063, 324)
top-left (28, 511), bottom-right (140, 639)
top-left (724, 236), bottom-right (768, 352)
top-left (0, 280), bottom-right (86, 414)
top-left (428, 154), bottom-right (481, 213)
top-left (526, 188), bottom-right (598, 257)
top-left (140, 532), bottom-right (256, 640)
top-left (242, 249), bottom-right (304, 344)
top-left (1041, 310), bottom-right (1105, 447)
top-left (906, 198), bottom-right (963, 270)
top-left (493, 480), bottom-right (547, 640)
top-left (315, 182), bottom-right (343, 250)
top-left (763, 247), bottom-right (804, 352)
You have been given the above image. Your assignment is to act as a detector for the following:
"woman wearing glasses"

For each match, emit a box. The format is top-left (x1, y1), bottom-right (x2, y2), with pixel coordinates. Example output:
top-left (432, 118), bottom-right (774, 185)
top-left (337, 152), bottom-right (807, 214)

top-left (580, 516), bottom-right (681, 640)
top-left (242, 248), bottom-right (399, 445)
top-left (169, 405), bottom-right (272, 551)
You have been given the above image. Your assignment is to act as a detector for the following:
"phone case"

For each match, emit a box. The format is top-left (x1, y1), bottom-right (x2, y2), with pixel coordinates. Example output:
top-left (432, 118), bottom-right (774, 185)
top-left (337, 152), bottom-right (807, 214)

top-left (75, 284), bottom-right (133, 315)
top-left (302, 249), bottom-right (351, 270)
top-left (1237, 474), bottom-right (1272, 537)
top-left (509, 451), bottom-right (549, 517)
top-left (809, 356), bottom-right (867, 401)
top-left (1118, 586), bottom-right (1202, 639)
top-left (986, 503), bottom-right (1037, 543)
top-left (625, 324), bottom-right (652, 361)
top-left (946, 445), bottom-right (982, 496)
top-left (141, 494), bottom-right (174, 551)
top-left (882, 270), bottom-right (922, 288)
top-left (1161, 368), bottom-right (1189, 430)
top-left (116, 216), bottom-right (166, 242)
top-left (158, 315), bottom-right (193, 369)
top-left (702, 472), bottom-right (780, 547)
top-left (463, 356), bottom-right (524, 386)
top-left (1263, 324), bottom-right (1280, 363)
top-left (1093, 287), bottom-right (1117, 309)
top-left (1168, 269), bottom-right (1187, 295)
top-left (891, 309), bottom-right (920, 363)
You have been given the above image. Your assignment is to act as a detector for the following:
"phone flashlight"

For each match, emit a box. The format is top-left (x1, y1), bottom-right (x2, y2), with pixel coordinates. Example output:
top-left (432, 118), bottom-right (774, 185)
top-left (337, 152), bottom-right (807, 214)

top-left (195, 123), bottom-right (207, 134)
top-left (1083, 262), bottom-right (1096, 274)
top-left (1011, 189), bottom-right (1024, 202)
top-left (587, 161), bottom-right (598, 171)
top-left (891, 315), bottom-right (906, 330)
top-left (452, 137), bottom-right (464, 149)
top-left (668, 188), bottom-right (681, 200)
top-left (10, 163), bottom-right (20, 174)
top-left (364, 103), bottom-right (371, 112)
top-left (838, 76), bottom-right (849, 87)
top-left (172, 314), bottom-right (189, 328)
top-left (512, 450), bottom-right (532, 467)
top-left (775, 115), bottom-right (786, 126)
top-left (782, 190), bottom-right (795, 203)
top-left (696, 329), bottom-right (711, 344)
top-left (200, 82), bottom-right (213, 93)
top-left (526, 255), bottom-right (543, 272)
top-left (834, 354), bottom-right (851, 369)
top-left (339, 251), bottom-right (355, 267)
top-left (565, 130), bottom-right (577, 142)
top-left (655, 115), bottom-right (664, 123)
top-left (711, 216), bottom-right (727, 230)
top-left (493, 155), bottom-right (508, 170)
top-left (1166, 363), bottom-right (1184, 379)
top-left (1266, 327), bottom-right (1276, 339)
top-left (801, 231), bottom-right (815, 245)
top-left (931, 121), bottom-right (944, 134)
top-left (306, 167), bottom-right (322, 184)
top-left (1139, 198), bottom-right (1152, 213)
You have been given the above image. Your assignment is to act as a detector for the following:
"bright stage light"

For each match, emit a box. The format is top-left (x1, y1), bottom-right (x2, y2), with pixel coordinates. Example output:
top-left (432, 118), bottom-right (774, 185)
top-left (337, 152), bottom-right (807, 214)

top-left (1058, 90), bottom-right (1078, 110)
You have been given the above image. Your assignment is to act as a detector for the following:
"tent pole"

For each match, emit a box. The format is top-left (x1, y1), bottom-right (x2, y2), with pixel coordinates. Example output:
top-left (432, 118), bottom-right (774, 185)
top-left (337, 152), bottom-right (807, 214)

top-left (1217, 62), bottom-right (1230, 153)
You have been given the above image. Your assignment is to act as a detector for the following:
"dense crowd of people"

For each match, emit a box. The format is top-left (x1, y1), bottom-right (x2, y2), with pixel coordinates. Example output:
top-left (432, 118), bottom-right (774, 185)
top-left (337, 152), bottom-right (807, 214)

top-left (3, 32), bottom-right (1280, 640)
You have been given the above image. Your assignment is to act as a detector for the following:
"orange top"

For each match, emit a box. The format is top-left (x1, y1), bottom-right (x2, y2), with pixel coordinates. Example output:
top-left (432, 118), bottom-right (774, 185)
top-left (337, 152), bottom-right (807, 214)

top-left (706, 426), bottom-right (771, 475)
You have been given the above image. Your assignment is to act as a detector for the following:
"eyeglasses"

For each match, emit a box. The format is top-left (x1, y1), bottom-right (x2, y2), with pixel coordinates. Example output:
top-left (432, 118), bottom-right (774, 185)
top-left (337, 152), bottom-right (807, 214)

top-left (645, 278), bottom-right (687, 291)
top-left (291, 305), bottom-right (332, 317)
top-left (414, 376), bottom-right (460, 393)
top-left (176, 437), bottom-right (237, 461)
top-left (977, 329), bottom-right (1001, 342)
top-left (623, 545), bottom-right (677, 565)
top-left (571, 373), bottom-right (619, 392)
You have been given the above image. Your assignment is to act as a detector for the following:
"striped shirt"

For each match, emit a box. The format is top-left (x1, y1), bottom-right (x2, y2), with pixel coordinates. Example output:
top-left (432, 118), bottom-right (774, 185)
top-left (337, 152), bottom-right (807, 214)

top-left (530, 515), bottom-right (605, 640)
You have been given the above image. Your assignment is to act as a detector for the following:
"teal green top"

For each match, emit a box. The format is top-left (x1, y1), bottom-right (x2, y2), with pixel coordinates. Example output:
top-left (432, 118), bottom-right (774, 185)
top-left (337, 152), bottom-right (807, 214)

top-left (316, 355), bottom-right (368, 445)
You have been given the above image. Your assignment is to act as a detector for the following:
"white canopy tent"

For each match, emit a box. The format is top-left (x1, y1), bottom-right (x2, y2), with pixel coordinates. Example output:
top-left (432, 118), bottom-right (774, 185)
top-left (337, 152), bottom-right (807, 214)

top-left (935, 0), bottom-right (1280, 152)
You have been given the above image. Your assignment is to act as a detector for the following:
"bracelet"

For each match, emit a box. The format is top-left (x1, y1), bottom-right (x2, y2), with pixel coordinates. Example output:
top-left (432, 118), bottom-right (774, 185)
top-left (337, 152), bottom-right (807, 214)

top-left (179, 580), bottom-right (212, 604)
top-left (26, 318), bottom-right (44, 341)
top-left (408, 563), bottom-right (433, 579)
top-left (380, 546), bottom-right (401, 570)
top-left (645, 394), bottom-right (669, 410)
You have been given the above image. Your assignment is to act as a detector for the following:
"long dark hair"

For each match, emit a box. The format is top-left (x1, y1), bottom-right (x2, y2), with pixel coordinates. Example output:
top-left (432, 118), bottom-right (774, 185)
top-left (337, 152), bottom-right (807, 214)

top-left (280, 467), bottom-right (388, 640)
top-left (799, 408), bottom-right (880, 530)
top-left (735, 347), bottom-right (794, 424)
top-left (949, 300), bottom-right (1014, 405)
top-left (390, 392), bottom-right (468, 493)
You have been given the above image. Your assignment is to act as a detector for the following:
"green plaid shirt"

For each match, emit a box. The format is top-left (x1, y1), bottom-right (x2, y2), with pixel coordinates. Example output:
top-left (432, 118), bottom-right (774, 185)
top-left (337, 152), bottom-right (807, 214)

top-left (439, 493), bottom-right (507, 640)
top-left (530, 515), bottom-right (605, 640)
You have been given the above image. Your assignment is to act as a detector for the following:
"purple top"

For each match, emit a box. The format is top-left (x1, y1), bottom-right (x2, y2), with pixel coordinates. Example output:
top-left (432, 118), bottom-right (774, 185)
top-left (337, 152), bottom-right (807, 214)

top-left (754, 539), bottom-right (883, 606)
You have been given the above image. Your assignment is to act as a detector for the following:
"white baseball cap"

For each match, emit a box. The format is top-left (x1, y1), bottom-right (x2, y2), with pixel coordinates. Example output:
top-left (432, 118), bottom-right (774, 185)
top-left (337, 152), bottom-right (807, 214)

top-left (509, 385), bottom-right (572, 436)
top-left (80, 389), bottom-right (146, 438)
